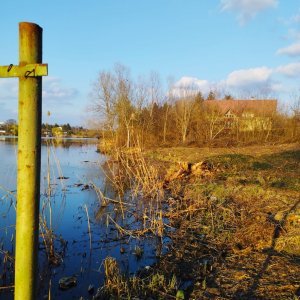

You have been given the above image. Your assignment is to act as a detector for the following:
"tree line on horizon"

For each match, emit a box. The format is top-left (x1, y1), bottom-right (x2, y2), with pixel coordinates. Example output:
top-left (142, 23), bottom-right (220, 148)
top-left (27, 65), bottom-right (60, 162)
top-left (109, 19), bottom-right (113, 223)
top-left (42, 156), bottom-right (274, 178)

top-left (0, 121), bottom-right (99, 137)
top-left (89, 64), bottom-right (300, 149)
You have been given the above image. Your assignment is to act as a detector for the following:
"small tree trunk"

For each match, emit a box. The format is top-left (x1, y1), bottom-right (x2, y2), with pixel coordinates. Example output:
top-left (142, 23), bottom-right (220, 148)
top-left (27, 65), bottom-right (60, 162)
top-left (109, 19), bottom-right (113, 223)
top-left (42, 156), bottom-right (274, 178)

top-left (163, 106), bottom-right (169, 143)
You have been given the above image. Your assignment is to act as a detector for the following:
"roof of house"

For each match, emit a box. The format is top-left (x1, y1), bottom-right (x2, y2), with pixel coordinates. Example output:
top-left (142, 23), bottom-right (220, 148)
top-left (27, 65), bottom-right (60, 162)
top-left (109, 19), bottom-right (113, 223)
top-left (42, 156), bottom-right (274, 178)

top-left (203, 99), bottom-right (277, 116)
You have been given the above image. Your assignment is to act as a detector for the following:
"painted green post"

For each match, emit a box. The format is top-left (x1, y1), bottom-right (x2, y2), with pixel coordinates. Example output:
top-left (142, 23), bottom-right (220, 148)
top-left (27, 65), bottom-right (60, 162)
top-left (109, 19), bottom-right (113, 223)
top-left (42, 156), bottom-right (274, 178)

top-left (0, 22), bottom-right (47, 299)
top-left (15, 22), bottom-right (44, 300)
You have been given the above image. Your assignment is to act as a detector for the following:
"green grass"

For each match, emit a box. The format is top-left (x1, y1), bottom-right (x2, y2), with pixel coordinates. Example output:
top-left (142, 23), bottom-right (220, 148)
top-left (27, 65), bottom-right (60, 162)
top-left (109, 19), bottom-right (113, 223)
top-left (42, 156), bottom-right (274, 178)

top-left (251, 161), bottom-right (273, 170)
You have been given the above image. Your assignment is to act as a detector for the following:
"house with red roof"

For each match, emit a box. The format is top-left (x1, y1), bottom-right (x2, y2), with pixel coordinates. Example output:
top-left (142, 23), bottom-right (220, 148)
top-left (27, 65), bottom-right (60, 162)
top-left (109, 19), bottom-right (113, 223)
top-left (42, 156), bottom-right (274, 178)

top-left (203, 99), bottom-right (277, 132)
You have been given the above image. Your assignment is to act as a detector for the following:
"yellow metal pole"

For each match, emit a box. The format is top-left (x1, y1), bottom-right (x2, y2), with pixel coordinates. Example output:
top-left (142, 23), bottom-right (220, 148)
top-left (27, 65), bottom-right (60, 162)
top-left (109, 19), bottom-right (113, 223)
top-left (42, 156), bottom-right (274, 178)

top-left (14, 22), bottom-right (43, 300)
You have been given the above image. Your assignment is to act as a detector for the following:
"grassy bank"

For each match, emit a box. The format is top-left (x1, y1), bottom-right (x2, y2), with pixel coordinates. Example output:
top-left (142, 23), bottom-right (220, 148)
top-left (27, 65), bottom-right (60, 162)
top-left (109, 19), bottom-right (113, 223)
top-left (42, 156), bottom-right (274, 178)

top-left (97, 143), bottom-right (300, 299)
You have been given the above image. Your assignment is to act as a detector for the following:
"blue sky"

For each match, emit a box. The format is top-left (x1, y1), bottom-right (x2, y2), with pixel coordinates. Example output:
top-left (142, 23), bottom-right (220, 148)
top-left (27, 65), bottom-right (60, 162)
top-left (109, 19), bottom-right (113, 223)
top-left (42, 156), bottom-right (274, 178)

top-left (0, 0), bottom-right (300, 125)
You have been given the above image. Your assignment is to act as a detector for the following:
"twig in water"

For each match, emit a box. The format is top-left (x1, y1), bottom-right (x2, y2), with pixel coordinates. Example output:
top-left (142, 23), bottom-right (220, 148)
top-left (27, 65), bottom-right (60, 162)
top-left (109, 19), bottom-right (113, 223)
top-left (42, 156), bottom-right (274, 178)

top-left (84, 204), bottom-right (92, 251)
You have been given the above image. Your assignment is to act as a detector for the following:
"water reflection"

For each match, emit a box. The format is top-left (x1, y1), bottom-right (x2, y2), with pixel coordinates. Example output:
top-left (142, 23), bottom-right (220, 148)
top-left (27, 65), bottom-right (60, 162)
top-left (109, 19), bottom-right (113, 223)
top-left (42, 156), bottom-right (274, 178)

top-left (0, 139), bottom-right (169, 300)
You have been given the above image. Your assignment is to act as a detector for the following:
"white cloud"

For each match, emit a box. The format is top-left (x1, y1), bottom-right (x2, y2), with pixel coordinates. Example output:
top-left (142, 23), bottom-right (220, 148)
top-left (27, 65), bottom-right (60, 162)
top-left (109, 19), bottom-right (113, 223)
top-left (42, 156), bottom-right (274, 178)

top-left (0, 79), bottom-right (18, 120)
top-left (269, 82), bottom-right (285, 93)
top-left (276, 62), bottom-right (300, 77)
top-left (0, 77), bottom-right (78, 102)
top-left (173, 67), bottom-right (278, 99)
top-left (43, 77), bottom-right (78, 102)
top-left (284, 29), bottom-right (300, 41)
top-left (172, 76), bottom-right (211, 97)
top-left (220, 0), bottom-right (278, 24)
top-left (0, 77), bottom-right (79, 123)
top-left (0, 78), bottom-right (18, 100)
top-left (173, 62), bottom-right (300, 101)
top-left (175, 76), bottom-right (210, 90)
top-left (276, 42), bottom-right (300, 57)
top-left (226, 67), bottom-right (273, 87)
top-left (291, 11), bottom-right (300, 23)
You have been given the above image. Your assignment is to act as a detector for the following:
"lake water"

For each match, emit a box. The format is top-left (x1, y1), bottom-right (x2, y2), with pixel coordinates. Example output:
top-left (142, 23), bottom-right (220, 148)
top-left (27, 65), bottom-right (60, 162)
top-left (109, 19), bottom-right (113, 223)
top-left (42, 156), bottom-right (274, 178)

top-left (0, 138), bottom-right (167, 299)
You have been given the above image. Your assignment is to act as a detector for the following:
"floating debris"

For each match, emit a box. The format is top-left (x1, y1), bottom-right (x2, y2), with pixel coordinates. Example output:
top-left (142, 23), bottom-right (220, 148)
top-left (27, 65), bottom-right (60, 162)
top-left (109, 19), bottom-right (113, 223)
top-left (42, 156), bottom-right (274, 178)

top-left (176, 290), bottom-right (185, 299)
top-left (81, 184), bottom-right (90, 191)
top-left (57, 176), bottom-right (69, 180)
top-left (88, 284), bottom-right (94, 294)
top-left (58, 276), bottom-right (77, 290)
top-left (133, 246), bottom-right (144, 259)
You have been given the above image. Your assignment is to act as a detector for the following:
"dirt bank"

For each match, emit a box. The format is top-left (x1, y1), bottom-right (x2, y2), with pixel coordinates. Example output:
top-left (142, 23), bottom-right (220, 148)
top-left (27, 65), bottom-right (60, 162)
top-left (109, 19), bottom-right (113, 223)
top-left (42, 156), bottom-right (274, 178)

top-left (98, 143), bottom-right (300, 299)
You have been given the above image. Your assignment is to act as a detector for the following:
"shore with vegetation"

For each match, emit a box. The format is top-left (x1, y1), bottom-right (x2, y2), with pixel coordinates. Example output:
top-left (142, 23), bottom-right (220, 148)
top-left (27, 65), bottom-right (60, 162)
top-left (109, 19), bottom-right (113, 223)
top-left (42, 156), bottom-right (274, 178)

top-left (95, 142), bottom-right (300, 300)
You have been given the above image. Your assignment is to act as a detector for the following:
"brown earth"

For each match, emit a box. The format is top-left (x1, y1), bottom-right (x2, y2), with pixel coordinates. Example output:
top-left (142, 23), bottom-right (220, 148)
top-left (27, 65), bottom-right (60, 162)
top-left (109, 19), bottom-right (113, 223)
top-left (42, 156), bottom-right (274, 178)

top-left (145, 143), bottom-right (300, 299)
top-left (98, 143), bottom-right (300, 299)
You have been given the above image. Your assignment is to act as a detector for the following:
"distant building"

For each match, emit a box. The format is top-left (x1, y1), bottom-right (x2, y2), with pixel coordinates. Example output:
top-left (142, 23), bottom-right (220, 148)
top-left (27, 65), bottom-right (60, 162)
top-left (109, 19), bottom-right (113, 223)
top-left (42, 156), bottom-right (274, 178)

top-left (42, 130), bottom-right (52, 137)
top-left (0, 122), bottom-right (6, 135)
top-left (203, 99), bottom-right (277, 132)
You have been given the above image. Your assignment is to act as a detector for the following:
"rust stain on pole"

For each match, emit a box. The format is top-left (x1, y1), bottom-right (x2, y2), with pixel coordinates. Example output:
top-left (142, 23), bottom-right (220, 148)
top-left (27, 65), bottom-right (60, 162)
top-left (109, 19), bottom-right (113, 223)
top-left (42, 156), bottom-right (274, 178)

top-left (14, 22), bottom-right (43, 300)
top-left (0, 22), bottom-right (48, 299)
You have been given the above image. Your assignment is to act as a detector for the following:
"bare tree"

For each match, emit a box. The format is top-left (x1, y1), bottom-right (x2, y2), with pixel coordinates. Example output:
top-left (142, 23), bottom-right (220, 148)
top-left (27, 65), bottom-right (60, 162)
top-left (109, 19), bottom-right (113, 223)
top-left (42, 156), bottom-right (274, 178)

top-left (204, 106), bottom-right (226, 142)
top-left (149, 72), bottom-right (163, 117)
top-left (160, 77), bottom-right (175, 144)
top-left (89, 64), bottom-right (135, 147)
top-left (113, 64), bottom-right (135, 147)
top-left (290, 94), bottom-right (300, 141)
top-left (173, 85), bottom-right (198, 144)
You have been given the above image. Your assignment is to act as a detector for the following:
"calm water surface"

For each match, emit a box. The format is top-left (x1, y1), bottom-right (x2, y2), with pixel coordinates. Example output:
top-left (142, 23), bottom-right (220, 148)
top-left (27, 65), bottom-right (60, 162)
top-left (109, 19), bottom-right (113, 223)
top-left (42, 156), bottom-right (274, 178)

top-left (0, 139), bottom-right (166, 299)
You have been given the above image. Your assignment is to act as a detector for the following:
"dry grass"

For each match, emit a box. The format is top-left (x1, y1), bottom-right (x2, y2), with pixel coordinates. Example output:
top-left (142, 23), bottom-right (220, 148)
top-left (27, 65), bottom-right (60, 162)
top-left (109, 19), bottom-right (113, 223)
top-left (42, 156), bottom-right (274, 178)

top-left (94, 143), bottom-right (300, 299)
top-left (94, 146), bottom-right (166, 238)
top-left (146, 142), bottom-right (300, 163)
top-left (96, 256), bottom-right (178, 299)
top-left (155, 143), bottom-right (300, 299)
top-left (109, 147), bottom-right (164, 200)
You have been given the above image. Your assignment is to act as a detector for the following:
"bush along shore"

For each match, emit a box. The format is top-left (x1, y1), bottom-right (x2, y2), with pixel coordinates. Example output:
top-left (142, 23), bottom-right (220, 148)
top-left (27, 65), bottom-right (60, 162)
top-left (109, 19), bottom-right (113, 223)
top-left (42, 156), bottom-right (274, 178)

top-left (93, 143), bottom-right (300, 300)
